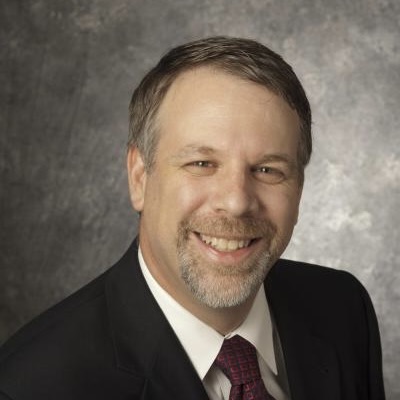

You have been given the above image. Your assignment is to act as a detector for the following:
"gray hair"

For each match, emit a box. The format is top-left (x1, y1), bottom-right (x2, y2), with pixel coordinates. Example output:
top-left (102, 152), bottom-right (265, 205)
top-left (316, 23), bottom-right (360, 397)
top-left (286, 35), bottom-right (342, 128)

top-left (128, 36), bottom-right (312, 178)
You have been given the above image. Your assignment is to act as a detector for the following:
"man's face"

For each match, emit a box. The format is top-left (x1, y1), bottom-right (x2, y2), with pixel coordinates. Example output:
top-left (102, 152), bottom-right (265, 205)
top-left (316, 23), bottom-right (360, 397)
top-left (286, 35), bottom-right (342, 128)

top-left (128, 67), bottom-right (302, 311)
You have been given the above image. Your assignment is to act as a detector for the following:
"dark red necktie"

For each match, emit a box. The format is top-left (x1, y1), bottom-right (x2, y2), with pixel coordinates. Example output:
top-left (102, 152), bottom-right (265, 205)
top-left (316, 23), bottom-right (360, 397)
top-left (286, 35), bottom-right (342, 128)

top-left (214, 335), bottom-right (276, 400)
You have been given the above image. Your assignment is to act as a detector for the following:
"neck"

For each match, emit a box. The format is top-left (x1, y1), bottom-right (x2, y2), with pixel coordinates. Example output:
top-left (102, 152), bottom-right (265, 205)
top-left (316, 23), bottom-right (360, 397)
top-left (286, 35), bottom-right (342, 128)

top-left (138, 238), bottom-right (258, 335)
top-left (188, 296), bottom-right (256, 335)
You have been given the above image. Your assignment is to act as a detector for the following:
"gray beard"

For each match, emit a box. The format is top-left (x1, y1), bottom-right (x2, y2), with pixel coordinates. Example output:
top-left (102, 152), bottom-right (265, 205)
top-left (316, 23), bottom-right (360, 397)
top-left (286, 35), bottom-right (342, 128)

top-left (176, 216), bottom-right (279, 309)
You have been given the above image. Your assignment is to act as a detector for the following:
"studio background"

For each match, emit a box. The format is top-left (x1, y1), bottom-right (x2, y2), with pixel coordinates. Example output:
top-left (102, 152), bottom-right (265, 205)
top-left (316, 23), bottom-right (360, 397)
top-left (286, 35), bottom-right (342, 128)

top-left (1, 0), bottom-right (399, 398)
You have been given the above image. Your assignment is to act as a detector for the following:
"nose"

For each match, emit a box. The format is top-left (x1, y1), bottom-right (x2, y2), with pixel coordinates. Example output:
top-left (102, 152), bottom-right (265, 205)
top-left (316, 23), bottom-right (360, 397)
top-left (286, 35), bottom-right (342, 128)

top-left (211, 168), bottom-right (258, 217)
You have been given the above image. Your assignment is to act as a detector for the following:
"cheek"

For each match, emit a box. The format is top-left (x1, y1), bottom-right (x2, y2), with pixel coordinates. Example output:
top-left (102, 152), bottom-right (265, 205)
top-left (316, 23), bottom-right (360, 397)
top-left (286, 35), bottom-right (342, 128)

top-left (264, 190), bottom-right (300, 229)
top-left (146, 176), bottom-right (207, 235)
top-left (171, 178), bottom-right (208, 215)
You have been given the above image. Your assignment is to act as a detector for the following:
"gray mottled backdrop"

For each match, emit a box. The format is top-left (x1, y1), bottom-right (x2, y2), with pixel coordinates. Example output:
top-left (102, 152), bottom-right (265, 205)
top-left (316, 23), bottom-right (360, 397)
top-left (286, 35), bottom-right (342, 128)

top-left (1, 0), bottom-right (399, 398)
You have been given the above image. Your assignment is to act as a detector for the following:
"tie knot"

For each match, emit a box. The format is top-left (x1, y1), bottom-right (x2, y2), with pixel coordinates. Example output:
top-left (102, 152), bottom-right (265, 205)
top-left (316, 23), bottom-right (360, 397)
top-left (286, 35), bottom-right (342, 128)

top-left (214, 335), bottom-right (262, 386)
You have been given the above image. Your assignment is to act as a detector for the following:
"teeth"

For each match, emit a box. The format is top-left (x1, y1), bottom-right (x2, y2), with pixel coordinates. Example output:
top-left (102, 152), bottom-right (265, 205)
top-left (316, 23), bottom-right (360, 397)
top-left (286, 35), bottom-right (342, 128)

top-left (199, 234), bottom-right (251, 252)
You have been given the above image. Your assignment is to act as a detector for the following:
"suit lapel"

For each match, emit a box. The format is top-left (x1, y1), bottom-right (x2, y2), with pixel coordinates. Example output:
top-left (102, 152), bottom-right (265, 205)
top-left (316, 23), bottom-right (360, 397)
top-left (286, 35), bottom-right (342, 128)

top-left (105, 241), bottom-right (208, 400)
top-left (266, 262), bottom-right (341, 400)
top-left (104, 241), bottom-right (341, 399)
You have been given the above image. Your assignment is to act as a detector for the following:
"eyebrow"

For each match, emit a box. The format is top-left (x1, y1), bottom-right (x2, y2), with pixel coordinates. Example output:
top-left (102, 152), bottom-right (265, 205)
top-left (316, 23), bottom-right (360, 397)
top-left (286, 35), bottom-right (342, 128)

top-left (169, 144), bottom-right (217, 161)
top-left (170, 144), bottom-right (298, 169)
top-left (257, 153), bottom-right (295, 164)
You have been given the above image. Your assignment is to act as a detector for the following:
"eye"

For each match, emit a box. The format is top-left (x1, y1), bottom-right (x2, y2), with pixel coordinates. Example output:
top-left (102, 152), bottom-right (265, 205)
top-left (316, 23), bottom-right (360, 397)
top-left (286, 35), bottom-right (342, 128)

top-left (252, 165), bottom-right (286, 184)
top-left (183, 160), bottom-right (216, 176)
top-left (191, 161), bottom-right (213, 168)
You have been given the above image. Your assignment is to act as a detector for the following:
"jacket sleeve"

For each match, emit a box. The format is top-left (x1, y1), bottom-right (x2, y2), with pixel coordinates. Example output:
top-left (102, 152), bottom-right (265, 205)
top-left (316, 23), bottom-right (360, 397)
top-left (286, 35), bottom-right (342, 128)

top-left (358, 281), bottom-right (386, 400)
top-left (0, 391), bottom-right (13, 400)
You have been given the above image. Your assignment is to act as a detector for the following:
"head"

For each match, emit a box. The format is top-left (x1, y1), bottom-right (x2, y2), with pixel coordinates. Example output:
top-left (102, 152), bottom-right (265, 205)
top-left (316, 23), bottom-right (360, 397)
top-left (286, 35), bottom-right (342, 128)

top-left (128, 36), bottom-right (312, 181)
top-left (127, 37), bottom-right (312, 314)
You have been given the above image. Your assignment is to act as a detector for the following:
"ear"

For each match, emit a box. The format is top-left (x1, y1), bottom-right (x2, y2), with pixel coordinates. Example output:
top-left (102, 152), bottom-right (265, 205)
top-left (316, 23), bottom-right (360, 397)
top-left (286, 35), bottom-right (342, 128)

top-left (127, 146), bottom-right (147, 212)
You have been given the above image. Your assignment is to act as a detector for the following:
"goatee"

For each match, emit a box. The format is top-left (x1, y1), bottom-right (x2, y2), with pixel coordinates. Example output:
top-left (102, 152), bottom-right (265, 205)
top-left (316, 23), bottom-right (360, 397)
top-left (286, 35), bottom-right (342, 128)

top-left (176, 215), bottom-right (280, 308)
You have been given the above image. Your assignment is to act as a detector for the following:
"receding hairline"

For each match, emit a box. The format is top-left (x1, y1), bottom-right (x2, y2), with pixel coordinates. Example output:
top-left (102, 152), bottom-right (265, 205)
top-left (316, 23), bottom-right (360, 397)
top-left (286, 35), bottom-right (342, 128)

top-left (128, 36), bottom-right (312, 175)
top-left (150, 65), bottom-right (303, 158)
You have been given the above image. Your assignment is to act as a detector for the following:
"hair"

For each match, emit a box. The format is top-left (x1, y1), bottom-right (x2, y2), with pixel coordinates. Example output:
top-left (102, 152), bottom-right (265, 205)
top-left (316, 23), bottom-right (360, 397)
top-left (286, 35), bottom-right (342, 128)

top-left (128, 36), bottom-right (312, 178)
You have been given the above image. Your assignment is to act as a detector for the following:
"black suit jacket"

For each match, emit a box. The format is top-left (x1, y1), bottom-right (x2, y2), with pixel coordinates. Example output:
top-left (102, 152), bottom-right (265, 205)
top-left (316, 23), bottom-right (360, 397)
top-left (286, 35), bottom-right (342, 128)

top-left (0, 240), bottom-right (385, 399)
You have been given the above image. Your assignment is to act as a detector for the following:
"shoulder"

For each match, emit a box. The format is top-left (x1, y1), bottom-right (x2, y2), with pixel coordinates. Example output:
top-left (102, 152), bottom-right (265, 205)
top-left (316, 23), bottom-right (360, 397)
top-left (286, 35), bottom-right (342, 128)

top-left (267, 259), bottom-right (378, 336)
top-left (0, 241), bottom-right (146, 399)
top-left (268, 258), bottom-right (366, 298)
top-left (267, 260), bottom-right (385, 398)
top-left (0, 269), bottom-right (108, 361)
top-left (0, 269), bottom-right (111, 397)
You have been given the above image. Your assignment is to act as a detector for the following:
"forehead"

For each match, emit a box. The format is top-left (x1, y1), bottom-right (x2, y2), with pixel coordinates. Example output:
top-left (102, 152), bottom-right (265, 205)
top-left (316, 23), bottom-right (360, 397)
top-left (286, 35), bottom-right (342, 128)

top-left (155, 66), bottom-right (300, 157)
top-left (161, 66), bottom-right (280, 112)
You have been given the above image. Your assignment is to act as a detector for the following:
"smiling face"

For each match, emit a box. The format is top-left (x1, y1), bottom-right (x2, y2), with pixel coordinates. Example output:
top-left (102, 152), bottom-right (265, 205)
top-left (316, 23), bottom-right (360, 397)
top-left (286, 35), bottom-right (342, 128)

top-left (128, 67), bottom-right (303, 312)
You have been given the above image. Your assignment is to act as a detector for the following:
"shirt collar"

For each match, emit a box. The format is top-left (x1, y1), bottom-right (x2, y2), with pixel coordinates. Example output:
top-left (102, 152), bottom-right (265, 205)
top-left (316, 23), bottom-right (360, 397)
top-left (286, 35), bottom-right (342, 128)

top-left (138, 247), bottom-right (277, 379)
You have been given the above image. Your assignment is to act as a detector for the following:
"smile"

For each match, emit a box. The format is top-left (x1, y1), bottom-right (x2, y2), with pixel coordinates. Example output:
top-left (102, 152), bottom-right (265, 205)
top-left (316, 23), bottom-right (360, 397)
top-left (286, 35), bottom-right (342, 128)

top-left (199, 233), bottom-right (253, 252)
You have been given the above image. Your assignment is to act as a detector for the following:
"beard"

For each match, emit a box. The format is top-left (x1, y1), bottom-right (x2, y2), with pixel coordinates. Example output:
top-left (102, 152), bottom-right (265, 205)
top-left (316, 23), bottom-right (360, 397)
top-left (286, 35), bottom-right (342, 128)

top-left (176, 215), bottom-right (281, 309)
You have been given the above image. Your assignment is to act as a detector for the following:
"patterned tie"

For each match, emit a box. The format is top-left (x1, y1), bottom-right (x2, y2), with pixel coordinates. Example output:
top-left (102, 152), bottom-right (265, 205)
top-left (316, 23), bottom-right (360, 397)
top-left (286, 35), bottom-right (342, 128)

top-left (214, 335), bottom-right (276, 400)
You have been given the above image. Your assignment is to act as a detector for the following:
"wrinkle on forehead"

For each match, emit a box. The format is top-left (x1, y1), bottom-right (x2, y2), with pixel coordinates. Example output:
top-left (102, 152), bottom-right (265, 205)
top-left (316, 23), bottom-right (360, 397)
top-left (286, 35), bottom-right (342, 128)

top-left (155, 66), bottom-right (301, 168)
top-left (158, 66), bottom-right (299, 135)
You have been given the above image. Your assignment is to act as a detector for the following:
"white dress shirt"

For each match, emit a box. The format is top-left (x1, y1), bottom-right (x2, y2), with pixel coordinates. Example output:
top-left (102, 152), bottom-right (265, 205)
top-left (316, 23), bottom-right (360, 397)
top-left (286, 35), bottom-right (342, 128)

top-left (138, 248), bottom-right (289, 400)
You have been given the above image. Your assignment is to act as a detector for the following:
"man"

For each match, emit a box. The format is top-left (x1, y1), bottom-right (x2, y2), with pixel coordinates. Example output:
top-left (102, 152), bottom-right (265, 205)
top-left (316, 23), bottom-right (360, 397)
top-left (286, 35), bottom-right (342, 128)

top-left (0, 37), bottom-right (385, 399)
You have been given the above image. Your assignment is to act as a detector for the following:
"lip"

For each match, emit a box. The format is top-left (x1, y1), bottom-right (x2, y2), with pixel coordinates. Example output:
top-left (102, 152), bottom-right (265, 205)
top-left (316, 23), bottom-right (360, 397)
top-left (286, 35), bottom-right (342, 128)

top-left (191, 231), bottom-right (262, 264)
top-left (199, 233), bottom-right (252, 251)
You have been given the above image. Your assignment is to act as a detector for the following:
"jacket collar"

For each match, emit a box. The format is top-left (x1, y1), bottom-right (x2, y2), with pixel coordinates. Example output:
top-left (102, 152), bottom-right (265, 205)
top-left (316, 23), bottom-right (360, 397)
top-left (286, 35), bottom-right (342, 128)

top-left (266, 261), bottom-right (340, 400)
top-left (105, 240), bottom-right (208, 400)
top-left (105, 240), bottom-right (340, 400)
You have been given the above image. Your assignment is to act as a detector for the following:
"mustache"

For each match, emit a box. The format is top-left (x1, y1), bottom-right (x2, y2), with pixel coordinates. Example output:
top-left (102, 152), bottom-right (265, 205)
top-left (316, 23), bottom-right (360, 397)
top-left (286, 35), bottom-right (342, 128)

top-left (178, 215), bottom-right (277, 239)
